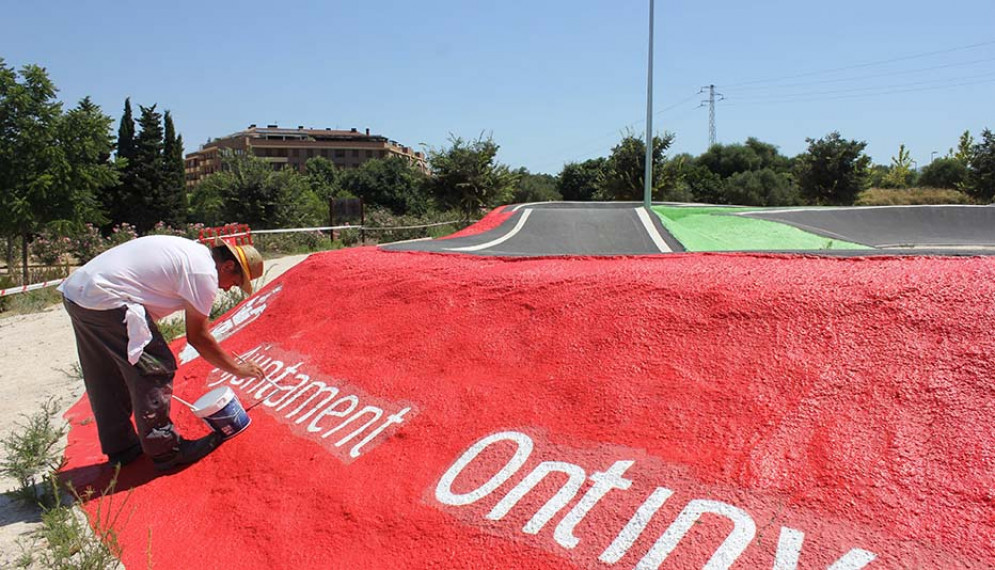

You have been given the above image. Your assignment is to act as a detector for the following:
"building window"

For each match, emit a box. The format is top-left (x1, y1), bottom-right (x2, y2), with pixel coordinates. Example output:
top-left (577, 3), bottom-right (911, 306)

top-left (378, 150), bottom-right (386, 158)
top-left (335, 149), bottom-right (346, 158)
top-left (291, 148), bottom-right (299, 157)
top-left (365, 150), bottom-right (373, 158)
top-left (352, 149), bottom-right (359, 157)
top-left (307, 149), bottom-right (314, 158)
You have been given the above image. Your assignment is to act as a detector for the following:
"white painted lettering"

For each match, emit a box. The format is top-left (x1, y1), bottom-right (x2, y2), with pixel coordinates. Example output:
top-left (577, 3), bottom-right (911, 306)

top-left (600, 487), bottom-right (674, 564)
top-left (487, 461), bottom-right (587, 536)
top-left (636, 499), bottom-right (755, 570)
top-left (774, 527), bottom-right (877, 570)
top-left (305, 394), bottom-right (355, 432)
top-left (265, 373), bottom-right (310, 408)
top-left (554, 460), bottom-right (635, 549)
top-left (436, 431), bottom-right (534, 506)
top-left (281, 380), bottom-right (341, 421)
top-left (348, 407), bottom-right (411, 459)
top-left (329, 405), bottom-right (384, 445)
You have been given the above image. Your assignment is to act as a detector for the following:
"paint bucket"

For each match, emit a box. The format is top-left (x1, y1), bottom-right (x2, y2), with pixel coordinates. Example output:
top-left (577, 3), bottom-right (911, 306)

top-left (191, 386), bottom-right (251, 440)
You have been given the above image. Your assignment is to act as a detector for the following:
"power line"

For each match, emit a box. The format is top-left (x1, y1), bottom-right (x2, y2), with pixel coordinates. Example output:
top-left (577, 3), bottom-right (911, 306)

top-left (721, 39), bottom-right (995, 89)
top-left (723, 75), bottom-right (995, 107)
top-left (526, 92), bottom-right (700, 171)
top-left (727, 70), bottom-right (995, 103)
top-left (728, 56), bottom-right (995, 93)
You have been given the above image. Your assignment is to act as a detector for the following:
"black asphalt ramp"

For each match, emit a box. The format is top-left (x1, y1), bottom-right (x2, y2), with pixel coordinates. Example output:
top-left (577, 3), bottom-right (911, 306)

top-left (739, 205), bottom-right (995, 248)
top-left (382, 202), bottom-right (683, 256)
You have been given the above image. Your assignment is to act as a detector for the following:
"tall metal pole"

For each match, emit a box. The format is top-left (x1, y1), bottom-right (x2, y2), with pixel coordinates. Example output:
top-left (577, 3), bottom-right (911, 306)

top-left (643, 0), bottom-right (655, 209)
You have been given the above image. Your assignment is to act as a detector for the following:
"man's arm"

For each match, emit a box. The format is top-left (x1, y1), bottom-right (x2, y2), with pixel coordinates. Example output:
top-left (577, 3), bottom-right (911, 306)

top-left (184, 304), bottom-right (265, 379)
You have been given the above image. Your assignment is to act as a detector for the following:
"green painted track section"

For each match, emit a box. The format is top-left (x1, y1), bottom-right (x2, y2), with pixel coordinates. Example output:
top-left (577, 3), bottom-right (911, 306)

top-left (652, 206), bottom-right (871, 252)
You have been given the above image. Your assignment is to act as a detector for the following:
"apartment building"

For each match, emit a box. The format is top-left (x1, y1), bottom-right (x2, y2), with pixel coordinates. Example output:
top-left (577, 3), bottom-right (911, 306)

top-left (184, 124), bottom-right (428, 188)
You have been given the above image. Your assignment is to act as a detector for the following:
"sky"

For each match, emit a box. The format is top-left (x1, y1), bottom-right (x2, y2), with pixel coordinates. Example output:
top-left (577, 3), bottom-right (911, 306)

top-left (3, 0), bottom-right (993, 175)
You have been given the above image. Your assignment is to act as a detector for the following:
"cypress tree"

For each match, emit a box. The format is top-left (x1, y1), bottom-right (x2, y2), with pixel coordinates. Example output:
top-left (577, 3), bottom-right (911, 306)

top-left (101, 97), bottom-right (137, 229)
top-left (132, 104), bottom-right (164, 233)
top-left (116, 98), bottom-right (135, 161)
top-left (162, 111), bottom-right (187, 227)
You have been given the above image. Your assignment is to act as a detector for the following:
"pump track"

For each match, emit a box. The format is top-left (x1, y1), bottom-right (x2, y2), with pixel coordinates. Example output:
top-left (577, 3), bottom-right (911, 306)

top-left (61, 203), bottom-right (995, 569)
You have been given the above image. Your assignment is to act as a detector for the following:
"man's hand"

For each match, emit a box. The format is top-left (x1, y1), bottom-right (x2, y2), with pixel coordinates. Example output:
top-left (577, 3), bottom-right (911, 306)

top-left (185, 304), bottom-right (266, 379)
top-left (235, 361), bottom-right (265, 379)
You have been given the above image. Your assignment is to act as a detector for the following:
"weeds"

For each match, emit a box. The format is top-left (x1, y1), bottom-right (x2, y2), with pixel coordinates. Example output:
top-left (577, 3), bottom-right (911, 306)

top-left (2, 398), bottom-right (130, 569)
top-left (36, 473), bottom-right (129, 570)
top-left (210, 287), bottom-right (247, 320)
top-left (0, 398), bottom-right (67, 506)
top-left (155, 317), bottom-right (186, 344)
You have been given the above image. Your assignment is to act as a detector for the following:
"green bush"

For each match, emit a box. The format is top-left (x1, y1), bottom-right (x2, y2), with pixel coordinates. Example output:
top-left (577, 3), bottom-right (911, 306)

top-left (252, 231), bottom-right (331, 256)
top-left (855, 187), bottom-right (974, 205)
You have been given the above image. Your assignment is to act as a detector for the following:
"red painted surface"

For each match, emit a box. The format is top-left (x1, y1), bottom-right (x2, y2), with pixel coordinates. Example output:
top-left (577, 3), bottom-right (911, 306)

top-left (61, 249), bottom-right (995, 569)
top-left (439, 206), bottom-right (513, 239)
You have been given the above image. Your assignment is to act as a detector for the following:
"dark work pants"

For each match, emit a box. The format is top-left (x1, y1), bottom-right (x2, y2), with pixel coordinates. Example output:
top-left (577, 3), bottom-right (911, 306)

top-left (63, 298), bottom-right (180, 460)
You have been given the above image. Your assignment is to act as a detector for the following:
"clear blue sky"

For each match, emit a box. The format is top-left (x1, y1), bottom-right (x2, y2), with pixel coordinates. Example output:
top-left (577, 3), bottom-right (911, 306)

top-left (3, 0), bottom-right (993, 175)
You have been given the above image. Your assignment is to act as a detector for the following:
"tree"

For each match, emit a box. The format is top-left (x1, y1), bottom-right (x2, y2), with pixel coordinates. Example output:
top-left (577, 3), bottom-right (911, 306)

top-left (917, 157), bottom-right (967, 190)
top-left (881, 144), bottom-right (915, 189)
top-left (510, 169), bottom-right (560, 204)
top-left (338, 156), bottom-right (431, 216)
top-left (557, 158), bottom-right (604, 201)
top-left (189, 150), bottom-right (322, 228)
top-left (696, 137), bottom-right (790, 180)
top-left (794, 132), bottom-right (871, 206)
top-left (305, 156), bottom-right (340, 202)
top-left (426, 134), bottom-right (517, 219)
top-left (595, 132), bottom-right (673, 201)
top-left (100, 98), bottom-right (137, 229)
top-left (162, 111), bottom-right (187, 227)
top-left (723, 169), bottom-right (800, 206)
top-left (949, 130), bottom-right (974, 164)
top-left (0, 61), bottom-right (113, 281)
top-left (965, 128), bottom-right (995, 202)
top-left (130, 104), bottom-right (165, 233)
top-left (50, 97), bottom-right (118, 231)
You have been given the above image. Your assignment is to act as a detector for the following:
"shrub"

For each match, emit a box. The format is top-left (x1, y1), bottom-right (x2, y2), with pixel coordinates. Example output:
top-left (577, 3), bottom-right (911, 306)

top-left (252, 231), bottom-right (330, 256)
top-left (70, 224), bottom-right (106, 264)
top-left (0, 398), bottom-right (67, 506)
top-left (854, 187), bottom-right (974, 206)
top-left (106, 223), bottom-right (139, 249)
top-left (30, 230), bottom-right (73, 266)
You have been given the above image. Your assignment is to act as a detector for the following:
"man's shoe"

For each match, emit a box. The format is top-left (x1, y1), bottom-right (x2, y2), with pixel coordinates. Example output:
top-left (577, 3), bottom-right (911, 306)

top-left (108, 444), bottom-right (143, 467)
top-left (152, 433), bottom-right (222, 473)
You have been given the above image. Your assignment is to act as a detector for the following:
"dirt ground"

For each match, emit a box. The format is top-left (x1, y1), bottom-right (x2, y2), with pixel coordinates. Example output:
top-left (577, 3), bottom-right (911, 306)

top-left (0, 253), bottom-right (310, 568)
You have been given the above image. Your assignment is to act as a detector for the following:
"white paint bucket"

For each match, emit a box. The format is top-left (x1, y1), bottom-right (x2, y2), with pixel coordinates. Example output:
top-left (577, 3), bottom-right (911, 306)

top-left (191, 386), bottom-right (251, 440)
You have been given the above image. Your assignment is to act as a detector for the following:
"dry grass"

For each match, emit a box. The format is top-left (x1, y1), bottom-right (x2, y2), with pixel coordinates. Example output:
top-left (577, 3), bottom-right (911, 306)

top-left (855, 187), bottom-right (974, 206)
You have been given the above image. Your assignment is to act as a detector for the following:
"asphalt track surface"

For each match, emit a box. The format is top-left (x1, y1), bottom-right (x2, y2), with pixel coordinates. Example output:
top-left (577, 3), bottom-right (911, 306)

top-left (385, 202), bottom-right (995, 256)
top-left (382, 202), bottom-right (685, 256)
top-left (59, 205), bottom-right (995, 569)
top-left (738, 205), bottom-right (995, 249)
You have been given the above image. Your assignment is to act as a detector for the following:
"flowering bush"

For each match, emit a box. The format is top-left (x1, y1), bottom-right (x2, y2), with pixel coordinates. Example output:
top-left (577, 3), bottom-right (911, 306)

top-left (71, 224), bottom-right (106, 263)
top-left (106, 223), bottom-right (139, 249)
top-left (30, 230), bottom-right (73, 265)
top-left (147, 221), bottom-right (187, 238)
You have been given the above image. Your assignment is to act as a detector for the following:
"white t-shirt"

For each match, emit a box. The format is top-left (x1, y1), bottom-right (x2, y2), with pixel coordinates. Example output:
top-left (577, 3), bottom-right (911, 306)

top-left (60, 236), bottom-right (220, 364)
top-left (60, 235), bottom-right (219, 319)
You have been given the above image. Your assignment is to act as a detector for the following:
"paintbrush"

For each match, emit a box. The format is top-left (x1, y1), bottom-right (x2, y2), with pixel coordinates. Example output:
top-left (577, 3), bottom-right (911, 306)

top-left (231, 352), bottom-right (285, 411)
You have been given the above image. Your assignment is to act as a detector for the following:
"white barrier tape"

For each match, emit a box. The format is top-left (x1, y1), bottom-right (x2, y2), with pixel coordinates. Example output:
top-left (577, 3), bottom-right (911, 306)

top-left (1, 220), bottom-right (464, 297)
top-left (361, 220), bottom-right (464, 231)
top-left (0, 277), bottom-right (67, 298)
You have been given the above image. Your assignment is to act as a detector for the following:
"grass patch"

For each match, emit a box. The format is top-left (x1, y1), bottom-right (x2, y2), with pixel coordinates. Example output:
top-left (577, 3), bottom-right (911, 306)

top-left (0, 287), bottom-right (64, 317)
